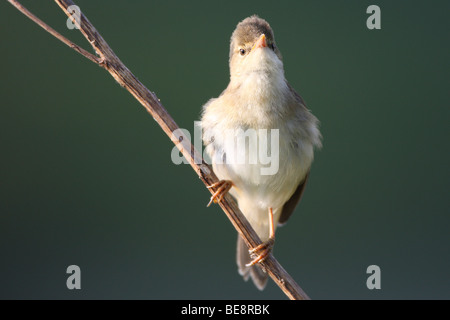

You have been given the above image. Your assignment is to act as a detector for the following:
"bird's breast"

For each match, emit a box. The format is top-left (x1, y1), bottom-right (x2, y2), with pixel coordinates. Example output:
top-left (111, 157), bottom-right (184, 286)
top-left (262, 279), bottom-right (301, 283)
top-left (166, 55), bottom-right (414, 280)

top-left (234, 69), bottom-right (289, 119)
top-left (201, 67), bottom-right (314, 211)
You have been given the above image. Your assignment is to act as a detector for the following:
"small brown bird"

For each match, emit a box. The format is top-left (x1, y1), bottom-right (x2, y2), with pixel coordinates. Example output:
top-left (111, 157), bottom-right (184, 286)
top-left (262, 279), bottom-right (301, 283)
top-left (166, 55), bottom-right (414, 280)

top-left (200, 15), bottom-right (321, 290)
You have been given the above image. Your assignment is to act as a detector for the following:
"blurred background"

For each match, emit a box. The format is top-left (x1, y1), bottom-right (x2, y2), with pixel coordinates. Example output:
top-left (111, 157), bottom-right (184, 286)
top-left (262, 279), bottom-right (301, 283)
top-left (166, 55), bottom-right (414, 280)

top-left (0, 0), bottom-right (448, 299)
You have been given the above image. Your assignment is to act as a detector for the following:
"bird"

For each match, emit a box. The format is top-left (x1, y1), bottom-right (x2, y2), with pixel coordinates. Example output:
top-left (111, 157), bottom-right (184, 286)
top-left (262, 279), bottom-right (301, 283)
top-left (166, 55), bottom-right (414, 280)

top-left (200, 15), bottom-right (322, 290)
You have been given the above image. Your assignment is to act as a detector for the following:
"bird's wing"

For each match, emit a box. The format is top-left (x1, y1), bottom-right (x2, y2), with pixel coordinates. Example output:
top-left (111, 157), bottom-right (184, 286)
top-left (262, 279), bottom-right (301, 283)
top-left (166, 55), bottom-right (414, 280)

top-left (278, 172), bottom-right (309, 225)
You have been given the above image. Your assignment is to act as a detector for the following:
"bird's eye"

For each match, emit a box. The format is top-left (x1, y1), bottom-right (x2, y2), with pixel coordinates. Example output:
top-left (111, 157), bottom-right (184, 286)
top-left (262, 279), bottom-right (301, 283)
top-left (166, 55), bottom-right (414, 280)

top-left (239, 48), bottom-right (246, 56)
top-left (269, 43), bottom-right (276, 51)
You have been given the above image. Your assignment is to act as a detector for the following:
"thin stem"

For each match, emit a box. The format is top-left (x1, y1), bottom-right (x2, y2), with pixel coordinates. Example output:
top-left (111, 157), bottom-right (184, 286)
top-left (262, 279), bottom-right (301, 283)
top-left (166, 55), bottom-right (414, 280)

top-left (7, 0), bottom-right (102, 65)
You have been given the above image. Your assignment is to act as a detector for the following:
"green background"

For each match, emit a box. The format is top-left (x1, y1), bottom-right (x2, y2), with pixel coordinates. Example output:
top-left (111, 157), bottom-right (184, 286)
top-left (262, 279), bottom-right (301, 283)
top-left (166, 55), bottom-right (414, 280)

top-left (1, 0), bottom-right (448, 299)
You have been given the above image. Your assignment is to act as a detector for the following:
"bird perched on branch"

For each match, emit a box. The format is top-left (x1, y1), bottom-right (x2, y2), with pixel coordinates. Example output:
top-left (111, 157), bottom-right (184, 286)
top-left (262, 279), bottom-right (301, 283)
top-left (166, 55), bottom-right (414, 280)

top-left (200, 15), bottom-right (321, 290)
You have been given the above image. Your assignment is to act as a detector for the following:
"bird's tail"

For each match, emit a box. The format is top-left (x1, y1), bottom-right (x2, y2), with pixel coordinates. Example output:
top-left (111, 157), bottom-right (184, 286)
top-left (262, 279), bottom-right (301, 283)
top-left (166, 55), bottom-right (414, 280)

top-left (236, 235), bottom-right (268, 290)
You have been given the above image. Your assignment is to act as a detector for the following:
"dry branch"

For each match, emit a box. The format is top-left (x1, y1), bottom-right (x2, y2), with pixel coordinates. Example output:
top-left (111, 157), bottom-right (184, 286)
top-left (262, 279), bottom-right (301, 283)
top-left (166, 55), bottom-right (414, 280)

top-left (8, 0), bottom-right (310, 300)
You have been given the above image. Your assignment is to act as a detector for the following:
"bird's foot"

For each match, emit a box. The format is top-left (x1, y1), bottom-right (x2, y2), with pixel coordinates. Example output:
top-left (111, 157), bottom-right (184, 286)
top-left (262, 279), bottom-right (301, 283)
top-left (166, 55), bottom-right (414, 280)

top-left (207, 180), bottom-right (233, 207)
top-left (246, 237), bottom-right (275, 266)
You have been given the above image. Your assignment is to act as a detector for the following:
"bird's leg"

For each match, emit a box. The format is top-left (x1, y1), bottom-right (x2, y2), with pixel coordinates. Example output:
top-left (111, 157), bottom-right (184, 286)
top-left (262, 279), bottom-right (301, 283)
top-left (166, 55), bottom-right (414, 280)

top-left (207, 180), bottom-right (233, 207)
top-left (246, 207), bottom-right (276, 266)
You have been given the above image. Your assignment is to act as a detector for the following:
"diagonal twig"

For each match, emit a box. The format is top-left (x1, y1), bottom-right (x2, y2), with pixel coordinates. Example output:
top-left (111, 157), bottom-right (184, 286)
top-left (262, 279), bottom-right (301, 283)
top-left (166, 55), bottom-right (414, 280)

top-left (7, 0), bottom-right (102, 65)
top-left (7, 0), bottom-right (310, 300)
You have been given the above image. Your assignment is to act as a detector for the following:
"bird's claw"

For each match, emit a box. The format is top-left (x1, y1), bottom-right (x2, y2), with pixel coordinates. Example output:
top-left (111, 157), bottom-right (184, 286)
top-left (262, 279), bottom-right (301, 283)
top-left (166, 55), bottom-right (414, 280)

top-left (246, 237), bottom-right (275, 266)
top-left (207, 180), bottom-right (233, 207)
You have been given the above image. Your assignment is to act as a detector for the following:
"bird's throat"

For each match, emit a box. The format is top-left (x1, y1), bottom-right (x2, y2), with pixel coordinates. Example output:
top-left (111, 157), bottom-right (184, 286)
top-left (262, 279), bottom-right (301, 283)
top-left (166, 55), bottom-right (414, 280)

top-left (233, 68), bottom-right (289, 118)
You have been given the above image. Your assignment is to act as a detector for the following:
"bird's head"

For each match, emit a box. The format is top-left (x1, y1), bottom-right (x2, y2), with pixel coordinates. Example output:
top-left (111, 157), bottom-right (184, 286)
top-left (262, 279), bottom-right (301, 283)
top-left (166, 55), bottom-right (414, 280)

top-left (229, 16), bottom-right (283, 79)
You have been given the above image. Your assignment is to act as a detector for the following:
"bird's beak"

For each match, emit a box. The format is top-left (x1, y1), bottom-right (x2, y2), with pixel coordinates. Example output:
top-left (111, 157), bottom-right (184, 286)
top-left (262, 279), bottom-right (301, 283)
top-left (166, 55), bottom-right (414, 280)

top-left (252, 34), bottom-right (267, 51)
